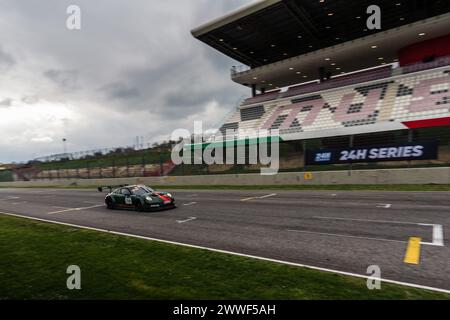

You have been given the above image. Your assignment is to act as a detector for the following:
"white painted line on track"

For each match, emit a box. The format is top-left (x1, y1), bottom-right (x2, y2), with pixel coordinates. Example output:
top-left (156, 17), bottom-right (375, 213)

top-left (241, 196), bottom-right (257, 202)
top-left (287, 229), bottom-right (407, 244)
top-left (0, 196), bottom-right (21, 201)
top-left (46, 204), bottom-right (103, 215)
top-left (83, 201), bottom-right (100, 205)
top-left (10, 201), bottom-right (27, 205)
top-left (376, 203), bottom-right (392, 208)
top-left (0, 210), bottom-right (449, 294)
top-left (432, 224), bottom-right (444, 247)
top-left (176, 217), bottom-right (197, 224)
top-left (419, 224), bottom-right (444, 247)
top-left (315, 216), bottom-right (425, 226)
top-left (183, 202), bottom-right (198, 206)
top-left (259, 193), bottom-right (277, 199)
top-left (315, 216), bottom-right (445, 247)
top-left (241, 193), bottom-right (277, 202)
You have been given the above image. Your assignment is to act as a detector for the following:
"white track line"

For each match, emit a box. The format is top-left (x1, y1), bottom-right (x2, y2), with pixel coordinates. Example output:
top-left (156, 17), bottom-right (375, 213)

top-left (183, 202), bottom-right (198, 206)
top-left (315, 216), bottom-right (425, 225)
top-left (46, 204), bottom-right (103, 215)
top-left (241, 193), bottom-right (277, 202)
top-left (287, 229), bottom-right (406, 244)
top-left (0, 210), bottom-right (449, 294)
top-left (259, 193), bottom-right (277, 199)
top-left (376, 203), bottom-right (392, 208)
top-left (419, 224), bottom-right (444, 247)
top-left (176, 217), bottom-right (197, 224)
top-left (432, 224), bottom-right (444, 247)
top-left (315, 216), bottom-right (445, 247)
top-left (0, 196), bottom-right (20, 201)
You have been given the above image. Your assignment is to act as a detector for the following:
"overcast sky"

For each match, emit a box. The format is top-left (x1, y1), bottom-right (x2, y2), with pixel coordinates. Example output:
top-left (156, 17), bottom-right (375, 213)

top-left (0, 0), bottom-right (253, 163)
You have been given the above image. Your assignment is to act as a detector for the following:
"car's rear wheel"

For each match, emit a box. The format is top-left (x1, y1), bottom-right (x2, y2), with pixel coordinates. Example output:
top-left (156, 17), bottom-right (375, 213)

top-left (106, 198), bottom-right (115, 210)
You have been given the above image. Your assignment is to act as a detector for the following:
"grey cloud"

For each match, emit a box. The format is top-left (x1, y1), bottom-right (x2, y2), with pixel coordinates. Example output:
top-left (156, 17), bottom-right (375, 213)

top-left (0, 46), bottom-right (15, 70)
top-left (0, 98), bottom-right (13, 107)
top-left (21, 96), bottom-right (40, 105)
top-left (99, 82), bottom-right (141, 100)
top-left (44, 69), bottom-right (79, 91)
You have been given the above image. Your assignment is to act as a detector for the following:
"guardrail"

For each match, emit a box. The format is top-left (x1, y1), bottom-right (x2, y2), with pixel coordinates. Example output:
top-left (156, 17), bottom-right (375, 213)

top-left (1, 167), bottom-right (449, 187)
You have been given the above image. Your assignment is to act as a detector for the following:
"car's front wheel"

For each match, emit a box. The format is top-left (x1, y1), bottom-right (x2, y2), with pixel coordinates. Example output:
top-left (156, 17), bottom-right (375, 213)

top-left (106, 198), bottom-right (115, 210)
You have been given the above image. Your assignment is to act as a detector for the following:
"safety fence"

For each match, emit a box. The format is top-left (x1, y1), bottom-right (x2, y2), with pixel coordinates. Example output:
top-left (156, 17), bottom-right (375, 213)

top-left (9, 151), bottom-right (173, 182)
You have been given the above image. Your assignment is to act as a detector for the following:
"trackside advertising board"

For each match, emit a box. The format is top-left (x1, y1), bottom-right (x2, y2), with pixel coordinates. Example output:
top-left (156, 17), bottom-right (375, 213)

top-left (306, 142), bottom-right (438, 165)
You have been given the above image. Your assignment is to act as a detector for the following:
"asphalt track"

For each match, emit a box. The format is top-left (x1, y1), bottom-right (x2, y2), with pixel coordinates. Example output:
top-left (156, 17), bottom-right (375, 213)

top-left (0, 188), bottom-right (449, 292)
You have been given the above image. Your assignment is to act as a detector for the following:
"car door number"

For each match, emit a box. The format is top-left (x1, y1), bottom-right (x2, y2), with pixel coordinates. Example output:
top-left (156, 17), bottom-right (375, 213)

top-left (125, 197), bottom-right (132, 205)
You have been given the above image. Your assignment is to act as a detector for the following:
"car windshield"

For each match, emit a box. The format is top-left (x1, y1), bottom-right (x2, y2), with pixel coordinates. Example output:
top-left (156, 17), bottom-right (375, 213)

top-left (130, 186), bottom-right (153, 196)
top-left (141, 186), bottom-right (154, 193)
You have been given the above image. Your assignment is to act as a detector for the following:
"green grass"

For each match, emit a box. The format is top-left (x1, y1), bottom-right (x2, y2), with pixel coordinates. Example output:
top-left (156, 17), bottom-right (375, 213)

top-left (0, 215), bottom-right (448, 300)
top-left (2, 184), bottom-right (449, 191)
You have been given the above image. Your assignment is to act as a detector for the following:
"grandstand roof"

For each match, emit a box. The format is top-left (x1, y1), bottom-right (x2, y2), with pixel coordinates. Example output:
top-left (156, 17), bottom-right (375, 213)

top-left (192, 0), bottom-right (450, 68)
top-left (233, 15), bottom-right (450, 90)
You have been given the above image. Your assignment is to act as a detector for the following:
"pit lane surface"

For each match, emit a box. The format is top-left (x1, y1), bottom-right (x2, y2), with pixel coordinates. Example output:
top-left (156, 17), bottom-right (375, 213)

top-left (0, 188), bottom-right (449, 291)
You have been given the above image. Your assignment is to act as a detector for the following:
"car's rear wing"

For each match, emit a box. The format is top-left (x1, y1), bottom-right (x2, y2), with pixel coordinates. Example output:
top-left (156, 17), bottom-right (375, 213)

top-left (97, 185), bottom-right (129, 193)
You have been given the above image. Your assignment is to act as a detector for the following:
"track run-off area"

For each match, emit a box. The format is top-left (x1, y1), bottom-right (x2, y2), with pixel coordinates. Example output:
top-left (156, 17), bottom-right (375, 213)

top-left (0, 188), bottom-right (449, 293)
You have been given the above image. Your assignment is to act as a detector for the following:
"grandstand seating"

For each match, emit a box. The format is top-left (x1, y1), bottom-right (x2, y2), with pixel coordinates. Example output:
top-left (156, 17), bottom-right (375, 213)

top-left (280, 81), bottom-right (320, 99)
top-left (282, 66), bottom-right (393, 99)
top-left (402, 55), bottom-right (450, 74)
top-left (240, 66), bottom-right (393, 107)
top-left (238, 55), bottom-right (450, 110)
top-left (241, 90), bottom-right (281, 106)
top-left (218, 65), bottom-right (450, 141)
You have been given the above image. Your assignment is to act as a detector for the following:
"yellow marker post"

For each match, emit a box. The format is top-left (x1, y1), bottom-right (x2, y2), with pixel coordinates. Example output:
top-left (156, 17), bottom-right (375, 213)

top-left (304, 172), bottom-right (313, 180)
top-left (404, 237), bottom-right (421, 265)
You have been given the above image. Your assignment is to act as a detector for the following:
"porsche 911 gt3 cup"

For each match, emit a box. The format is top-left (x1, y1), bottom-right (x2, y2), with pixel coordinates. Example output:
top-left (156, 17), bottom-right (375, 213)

top-left (99, 185), bottom-right (176, 212)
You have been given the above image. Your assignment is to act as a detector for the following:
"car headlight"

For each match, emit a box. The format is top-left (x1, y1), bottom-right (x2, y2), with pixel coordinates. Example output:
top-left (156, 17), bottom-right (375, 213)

top-left (145, 196), bottom-right (153, 202)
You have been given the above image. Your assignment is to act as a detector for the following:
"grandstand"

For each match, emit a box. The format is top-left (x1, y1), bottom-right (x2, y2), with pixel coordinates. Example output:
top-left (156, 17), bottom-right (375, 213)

top-left (218, 63), bottom-right (450, 140)
top-left (190, 0), bottom-right (450, 170)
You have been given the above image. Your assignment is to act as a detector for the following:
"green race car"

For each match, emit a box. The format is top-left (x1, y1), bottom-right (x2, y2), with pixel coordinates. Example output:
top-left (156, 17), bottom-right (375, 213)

top-left (100, 185), bottom-right (176, 212)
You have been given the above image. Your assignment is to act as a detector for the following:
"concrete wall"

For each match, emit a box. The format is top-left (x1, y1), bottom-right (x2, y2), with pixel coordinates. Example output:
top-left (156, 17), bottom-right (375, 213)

top-left (0, 167), bottom-right (449, 188)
